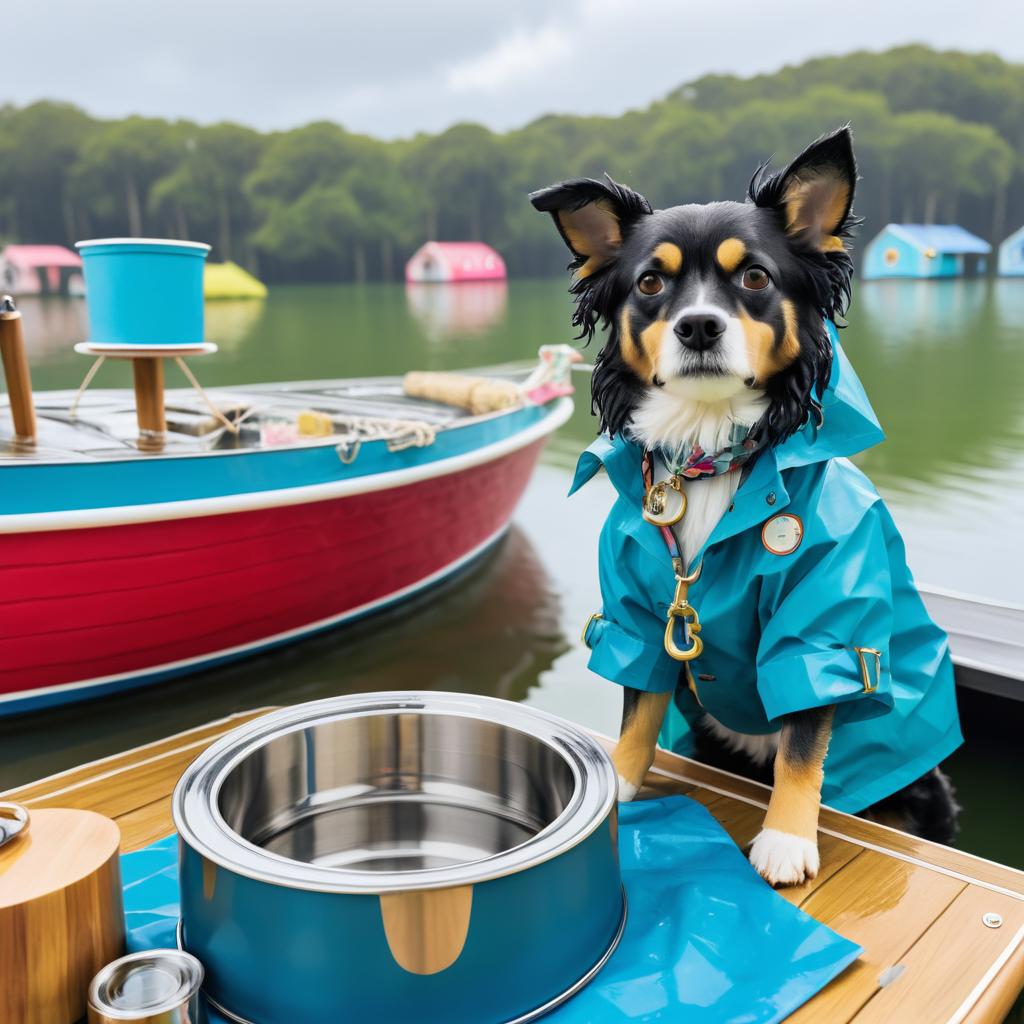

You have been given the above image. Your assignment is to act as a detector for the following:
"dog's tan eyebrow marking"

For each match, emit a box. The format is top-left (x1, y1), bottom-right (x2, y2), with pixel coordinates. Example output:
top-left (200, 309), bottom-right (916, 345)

top-left (651, 242), bottom-right (683, 275)
top-left (716, 238), bottom-right (747, 273)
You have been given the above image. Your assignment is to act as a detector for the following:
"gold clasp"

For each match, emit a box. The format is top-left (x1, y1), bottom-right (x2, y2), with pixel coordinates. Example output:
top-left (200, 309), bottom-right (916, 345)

top-left (665, 603), bottom-right (703, 661)
top-left (854, 646), bottom-right (882, 693)
top-left (581, 612), bottom-right (602, 647)
top-left (642, 476), bottom-right (686, 526)
top-left (663, 564), bottom-right (703, 662)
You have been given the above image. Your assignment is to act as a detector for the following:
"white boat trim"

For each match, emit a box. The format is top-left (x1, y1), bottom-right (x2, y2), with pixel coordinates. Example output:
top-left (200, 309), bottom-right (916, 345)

top-left (0, 522), bottom-right (511, 707)
top-left (945, 923), bottom-right (1024, 1024)
top-left (920, 582), bottom-right (1024, 614)
top-left (919, 583), bottom-right (1024, 686)
top-left (942, 921), bottom-right (1024, 1024)
top-left (0, 397), bottom-right (572, 533)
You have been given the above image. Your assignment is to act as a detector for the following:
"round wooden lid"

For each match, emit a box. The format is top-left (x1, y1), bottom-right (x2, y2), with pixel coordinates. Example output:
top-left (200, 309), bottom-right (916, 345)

top-left (0, 807), bottom-right (121, 909)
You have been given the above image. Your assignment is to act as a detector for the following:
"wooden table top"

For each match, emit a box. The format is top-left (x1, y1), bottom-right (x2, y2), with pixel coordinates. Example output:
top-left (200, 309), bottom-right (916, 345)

top-left (5, 708), bottom-right (1022, 1024)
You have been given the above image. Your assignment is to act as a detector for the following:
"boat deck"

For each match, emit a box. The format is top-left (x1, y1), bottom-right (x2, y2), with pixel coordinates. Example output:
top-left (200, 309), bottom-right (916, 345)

top-left (0, 379), bottom-right (473, 462)
top-left (5, 709), bottom-right (1023, 1023)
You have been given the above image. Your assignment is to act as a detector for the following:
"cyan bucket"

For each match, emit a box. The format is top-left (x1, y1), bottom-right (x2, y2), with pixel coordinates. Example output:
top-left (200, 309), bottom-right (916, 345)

top-left (76, 238), bottom-right (211, 348)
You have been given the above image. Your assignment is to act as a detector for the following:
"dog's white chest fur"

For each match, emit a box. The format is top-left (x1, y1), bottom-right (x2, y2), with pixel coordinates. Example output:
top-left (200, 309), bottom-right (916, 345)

top-left (654, 456), bottom-right (739, 565)
top-left (632, 385), bottom-right (782, 767)
top-left (633, 385), bottom-right (766, 566)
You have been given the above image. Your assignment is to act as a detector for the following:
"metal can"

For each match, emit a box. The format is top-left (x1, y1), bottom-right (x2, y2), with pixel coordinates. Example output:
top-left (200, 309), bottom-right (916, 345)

top-left (88, 949), bottom-right (204, 1024)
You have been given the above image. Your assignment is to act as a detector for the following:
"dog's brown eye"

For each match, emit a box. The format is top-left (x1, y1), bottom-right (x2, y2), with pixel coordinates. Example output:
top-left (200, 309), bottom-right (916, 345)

top-left (637, 272), bottom-right (663, 296)
top-left (741, 266), bottom-right (770, 290)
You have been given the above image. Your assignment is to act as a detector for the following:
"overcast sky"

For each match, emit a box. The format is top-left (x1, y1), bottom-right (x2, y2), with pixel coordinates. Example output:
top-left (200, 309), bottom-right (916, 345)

top-left (7, 1), bottom-right (1023, 138)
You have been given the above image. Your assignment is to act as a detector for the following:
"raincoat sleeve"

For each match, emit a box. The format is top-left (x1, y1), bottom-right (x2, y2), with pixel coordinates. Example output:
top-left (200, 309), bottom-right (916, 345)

top-left (583, 525), bottom-right (681, 694)
top-left (756, 503), bottom-right (895, 723)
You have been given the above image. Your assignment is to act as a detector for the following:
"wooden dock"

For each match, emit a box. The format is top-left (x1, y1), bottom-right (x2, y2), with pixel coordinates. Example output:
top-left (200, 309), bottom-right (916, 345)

top-left (5, 709), bottom-right (1023, 1023)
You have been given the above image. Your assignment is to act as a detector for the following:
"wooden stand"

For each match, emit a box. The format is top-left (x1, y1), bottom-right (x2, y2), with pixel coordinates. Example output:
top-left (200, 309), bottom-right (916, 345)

top-left (73, 344), bottom-right (215, 453)
top-left (0, 807), bottom-right (124, 1024)
top-left (131, 357), bottom-right (166, 451)
top-left (0, 297), bottom-right (37, 443)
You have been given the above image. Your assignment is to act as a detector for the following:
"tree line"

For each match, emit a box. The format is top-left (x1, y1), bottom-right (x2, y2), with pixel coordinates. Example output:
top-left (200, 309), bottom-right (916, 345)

top-left (1, 45), bottom-right (1021, 283)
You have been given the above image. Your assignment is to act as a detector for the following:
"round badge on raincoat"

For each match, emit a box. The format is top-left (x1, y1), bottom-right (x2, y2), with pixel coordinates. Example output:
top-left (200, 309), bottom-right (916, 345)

top-left (762, 513), bottom-right (803, 555)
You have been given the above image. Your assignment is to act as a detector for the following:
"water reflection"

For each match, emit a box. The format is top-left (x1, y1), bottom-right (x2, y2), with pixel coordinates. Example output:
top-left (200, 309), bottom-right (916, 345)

top-left (846, 281), bottom-right (1024, 495)
top-left (405, 281), bottom-right (508, 341)
top-left (992, 279), bottom-right (1024, 330)
top-left (14, 295), bottom-right (89, 361)
top-left (855, 280), bottom-right (988, 344)
top-left (0, 526), bottom-right (565, 788)
top-left (205, 299), bottom-right (267, 351)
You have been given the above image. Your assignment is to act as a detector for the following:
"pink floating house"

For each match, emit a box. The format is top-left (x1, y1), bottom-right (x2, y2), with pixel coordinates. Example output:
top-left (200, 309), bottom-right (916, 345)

top-left (405, 241), bottom-right (507, 283)
top-left (0, 245), bottom-right (85, 296)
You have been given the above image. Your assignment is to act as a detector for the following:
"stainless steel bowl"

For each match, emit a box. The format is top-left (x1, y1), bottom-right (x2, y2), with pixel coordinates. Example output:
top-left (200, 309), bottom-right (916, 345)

top-left (174, 692), bottom-right (623, 1023)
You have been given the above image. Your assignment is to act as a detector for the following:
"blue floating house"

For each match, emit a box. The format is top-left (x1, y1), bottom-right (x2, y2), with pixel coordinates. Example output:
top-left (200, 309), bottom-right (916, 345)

top-left (862, 224), bottom-right (991, 280)
top-left (997, 226), bottom-right (1024, 277)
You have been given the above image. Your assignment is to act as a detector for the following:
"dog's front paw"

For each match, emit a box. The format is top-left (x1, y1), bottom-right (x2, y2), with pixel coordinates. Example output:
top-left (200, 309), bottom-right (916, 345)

top-left (616, 774), bottom-right (640, 802)
top-left (748, 828), bottom-right (820, 886)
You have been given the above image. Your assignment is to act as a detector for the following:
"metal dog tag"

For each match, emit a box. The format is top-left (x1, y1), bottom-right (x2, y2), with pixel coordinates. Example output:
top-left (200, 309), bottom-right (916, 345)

top-left (643, 477), bottom-right (686, 527)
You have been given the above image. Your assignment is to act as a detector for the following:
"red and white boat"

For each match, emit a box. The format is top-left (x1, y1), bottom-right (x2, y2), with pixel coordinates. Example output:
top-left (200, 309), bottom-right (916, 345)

top-left (0, 367), bottom-right (571, 715)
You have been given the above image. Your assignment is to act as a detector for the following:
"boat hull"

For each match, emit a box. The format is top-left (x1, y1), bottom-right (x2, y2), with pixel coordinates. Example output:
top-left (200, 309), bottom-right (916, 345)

top-left (0, 405), bottom-right (567, 715)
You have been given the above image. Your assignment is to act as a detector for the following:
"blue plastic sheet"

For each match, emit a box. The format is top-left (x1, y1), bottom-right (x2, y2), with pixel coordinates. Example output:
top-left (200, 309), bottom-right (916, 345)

top-left (121, 796), bottom-right (860, 1023)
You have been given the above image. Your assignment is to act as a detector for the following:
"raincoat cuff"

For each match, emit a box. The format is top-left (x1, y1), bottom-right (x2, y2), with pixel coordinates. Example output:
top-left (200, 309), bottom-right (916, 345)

top-left (585, 614), bottom-right (679, 693)
top-left (759, 647), bottom-right (893, 724)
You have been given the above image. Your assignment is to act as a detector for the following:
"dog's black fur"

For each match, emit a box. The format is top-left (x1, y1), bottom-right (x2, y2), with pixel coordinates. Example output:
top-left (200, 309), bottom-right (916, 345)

top-left (534, 126), bottom-right (960, 846)
top-left (531, 128), bottom-right (859, 447)
top-left (690, 720), bottom-right (960, 845)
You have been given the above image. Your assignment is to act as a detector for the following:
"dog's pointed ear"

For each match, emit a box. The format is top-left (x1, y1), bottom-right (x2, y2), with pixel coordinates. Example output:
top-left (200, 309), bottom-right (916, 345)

top-left (765, 127), bottom-right (857, 253)
top-left (530, 176), bottom-right (651, 278)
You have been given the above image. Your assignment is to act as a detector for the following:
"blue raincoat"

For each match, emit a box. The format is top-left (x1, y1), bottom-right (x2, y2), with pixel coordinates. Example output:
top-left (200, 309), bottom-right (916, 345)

top-left (571, 323), bottom-right (962, 813)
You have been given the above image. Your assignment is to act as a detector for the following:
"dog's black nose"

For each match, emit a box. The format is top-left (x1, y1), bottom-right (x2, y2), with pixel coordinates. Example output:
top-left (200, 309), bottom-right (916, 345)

top-left (675, 311), bottom-right (727, 351)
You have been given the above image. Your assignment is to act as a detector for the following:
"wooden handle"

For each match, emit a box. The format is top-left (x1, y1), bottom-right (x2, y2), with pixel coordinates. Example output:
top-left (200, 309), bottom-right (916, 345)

top-left (131, 357), bottom-right (166, 450)
top-left (0, 300), bottom-right (37, 442)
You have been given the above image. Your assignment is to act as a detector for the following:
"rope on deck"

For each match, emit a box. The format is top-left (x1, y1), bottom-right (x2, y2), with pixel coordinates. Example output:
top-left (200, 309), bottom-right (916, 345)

top-left (331, 414), bottom-right (438, 463)
top-left (173, 357), bottom-right (241, 435)
top-left (69, 356), bottom-right (107, 419)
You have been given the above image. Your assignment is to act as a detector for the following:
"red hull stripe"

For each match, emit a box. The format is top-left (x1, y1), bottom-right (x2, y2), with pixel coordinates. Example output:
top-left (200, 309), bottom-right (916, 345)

top-left (0, 437), bottom-right (545, 704)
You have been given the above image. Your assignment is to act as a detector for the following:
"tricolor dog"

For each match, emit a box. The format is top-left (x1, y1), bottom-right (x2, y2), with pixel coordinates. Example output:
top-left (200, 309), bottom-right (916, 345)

top-left (531, 127), bottom-right (961, 886)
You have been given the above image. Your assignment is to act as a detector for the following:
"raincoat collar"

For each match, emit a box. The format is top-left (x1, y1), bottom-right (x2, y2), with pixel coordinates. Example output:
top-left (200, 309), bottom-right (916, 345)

top-left (774, 321), bottom-right (885, 471)
top-left (569, 322), bottom-right (885, 562)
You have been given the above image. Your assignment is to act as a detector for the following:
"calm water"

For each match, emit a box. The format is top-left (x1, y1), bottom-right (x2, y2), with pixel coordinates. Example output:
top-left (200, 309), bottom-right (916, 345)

top-left (3, 279), bottom-right (1023, 866)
